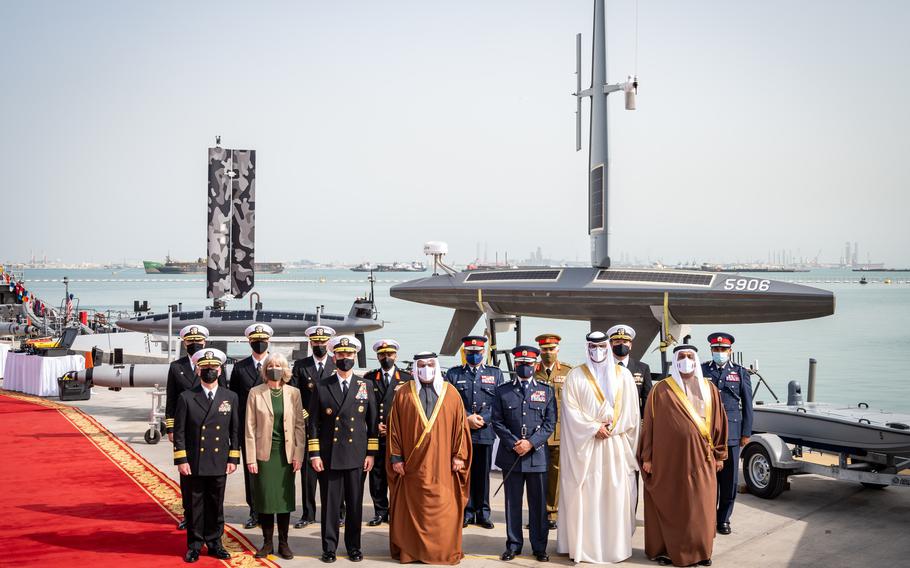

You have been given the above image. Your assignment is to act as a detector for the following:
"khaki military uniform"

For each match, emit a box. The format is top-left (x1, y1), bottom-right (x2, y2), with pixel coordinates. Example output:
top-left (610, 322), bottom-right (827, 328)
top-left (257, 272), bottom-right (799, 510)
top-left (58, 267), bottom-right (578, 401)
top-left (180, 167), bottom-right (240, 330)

top-left (534, 360), bottom-right (572, 522)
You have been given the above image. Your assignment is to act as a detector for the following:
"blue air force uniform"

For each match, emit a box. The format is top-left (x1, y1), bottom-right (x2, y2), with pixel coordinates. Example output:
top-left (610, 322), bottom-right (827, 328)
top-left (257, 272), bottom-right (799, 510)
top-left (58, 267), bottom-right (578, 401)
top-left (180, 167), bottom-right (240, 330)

top-left (701, 332), bottom-right (753, 532)
top-left (445, 336), bottom-right (505, 527)
top-left (492, 346), bottom-right (557, 560)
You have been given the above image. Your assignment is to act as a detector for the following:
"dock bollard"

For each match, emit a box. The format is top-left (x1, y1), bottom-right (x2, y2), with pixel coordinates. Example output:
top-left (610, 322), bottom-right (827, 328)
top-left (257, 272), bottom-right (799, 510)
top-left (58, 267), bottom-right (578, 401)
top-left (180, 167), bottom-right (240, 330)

top-left (807, 358), bottom-right (817, 402)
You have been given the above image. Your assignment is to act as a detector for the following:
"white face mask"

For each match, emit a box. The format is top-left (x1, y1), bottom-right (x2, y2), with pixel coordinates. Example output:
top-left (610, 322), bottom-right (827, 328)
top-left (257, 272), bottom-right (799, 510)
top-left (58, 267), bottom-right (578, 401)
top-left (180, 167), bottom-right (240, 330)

top-left (588, 345), bottom-right (609, 363)
top-left (676, 358), bottom-right (697, 374)
top-left (416, 366), bottom-right (435, 383)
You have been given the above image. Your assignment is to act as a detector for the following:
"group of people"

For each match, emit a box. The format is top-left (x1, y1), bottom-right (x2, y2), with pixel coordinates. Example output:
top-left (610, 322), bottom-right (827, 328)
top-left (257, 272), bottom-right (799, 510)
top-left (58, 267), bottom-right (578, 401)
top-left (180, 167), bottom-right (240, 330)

top-left (166, 321), bottom-right (753, 567)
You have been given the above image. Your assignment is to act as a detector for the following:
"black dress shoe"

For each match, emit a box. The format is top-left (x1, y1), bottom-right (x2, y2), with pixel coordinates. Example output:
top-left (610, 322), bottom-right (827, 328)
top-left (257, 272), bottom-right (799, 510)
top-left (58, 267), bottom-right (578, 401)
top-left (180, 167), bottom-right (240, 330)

top-left (547, 520), bottom-right (557, 530)
top-left (717, 522), bottom-right (731, 535)
top-left (183, 550), bottom-right (199, 563)
top-left (500, 550), bottom-right (516, 561)
top-left (321, 552), bottom-right (336, 563)
top-left (656, 556), bottom-right (672, 566)
top-left (207, 546), bottom-right (231, 560)
top-left (478, 520), bottom-right (495, 529)
top-left (295, 517), bottom-right (312, 529)
top-left (244, 516), bottom-right (259, 529)
top-left (367, 515), bottom-right (383, 527)
top-left (349, 550), bottom-right (363, 562)
top-left (534, 552), bottom-right (550, 562)
top-left (698, 560), bottom-right (713, 566)
top-left (177, 518), bottom-right (187, 530)
top-left (381, 514), bottom-right (390, 523)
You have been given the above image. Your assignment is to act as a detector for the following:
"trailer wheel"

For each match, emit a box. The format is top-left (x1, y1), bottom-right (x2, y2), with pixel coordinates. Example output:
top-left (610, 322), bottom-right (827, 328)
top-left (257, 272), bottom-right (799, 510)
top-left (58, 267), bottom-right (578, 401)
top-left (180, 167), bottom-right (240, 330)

top-left (145, 428), bottom-right (161, 445)
top-left (742, 443), bottom-right (787, 499)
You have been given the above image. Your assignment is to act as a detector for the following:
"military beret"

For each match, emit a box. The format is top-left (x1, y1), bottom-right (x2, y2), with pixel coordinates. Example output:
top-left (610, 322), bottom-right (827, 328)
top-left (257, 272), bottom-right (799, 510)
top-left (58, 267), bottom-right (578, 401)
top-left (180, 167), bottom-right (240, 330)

top-left (191, 348), bottom-right (226, 367)
top-left (607, 324), bottom-right (636, 341)
top-left (511, 345), bottom-right (540, 363)
top-left (244, 323), bottom-right (273, 340)
top-left (372, 339), bottom-right (400, 354)
top-left (329, 335), bottom-right (361, 353)
top-left (462, 335), bottom-right (487, 351)
top-left (305, 325), bottom-right (336, 342)
top-left (179, 325), bottom-right (209, 342)
top-left (708, 332), bottom-right (735, 348)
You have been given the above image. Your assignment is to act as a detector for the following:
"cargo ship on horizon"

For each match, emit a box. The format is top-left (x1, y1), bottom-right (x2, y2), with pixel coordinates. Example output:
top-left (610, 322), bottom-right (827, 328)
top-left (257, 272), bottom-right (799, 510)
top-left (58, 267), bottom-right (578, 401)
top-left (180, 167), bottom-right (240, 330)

top-left (143, 256), bottom-right (284, 274)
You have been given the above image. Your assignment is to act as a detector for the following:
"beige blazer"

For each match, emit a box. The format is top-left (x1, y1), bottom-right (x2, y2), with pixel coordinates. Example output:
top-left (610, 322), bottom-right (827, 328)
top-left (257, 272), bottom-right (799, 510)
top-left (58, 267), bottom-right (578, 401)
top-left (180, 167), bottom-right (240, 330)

top-left (244, 383), bottom-right (307, 464)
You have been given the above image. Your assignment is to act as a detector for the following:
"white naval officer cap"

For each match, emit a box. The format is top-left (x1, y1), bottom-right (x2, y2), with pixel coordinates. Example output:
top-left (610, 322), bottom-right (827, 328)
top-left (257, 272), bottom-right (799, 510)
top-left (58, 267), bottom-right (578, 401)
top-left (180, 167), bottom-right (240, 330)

top-left (305, 325), bottom-right (336, 341)
top-left (179, 325), bottom-right (209, 341)
top-left (607, 324), bottom-right (636, 341)
top-left (372, 339), bottom-right (400, 354)
top-left (191, 348), bottom-right (227, 367)
top-left (329, 335), bottom-right (361, 354)
top-left (244, 323), bottom-right (274, 340)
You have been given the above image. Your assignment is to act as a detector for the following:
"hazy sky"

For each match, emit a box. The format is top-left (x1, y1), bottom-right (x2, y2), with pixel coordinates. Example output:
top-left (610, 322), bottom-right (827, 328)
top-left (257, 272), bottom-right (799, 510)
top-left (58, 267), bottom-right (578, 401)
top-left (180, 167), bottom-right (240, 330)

top-left (2, 1), bottom-right (908, 266)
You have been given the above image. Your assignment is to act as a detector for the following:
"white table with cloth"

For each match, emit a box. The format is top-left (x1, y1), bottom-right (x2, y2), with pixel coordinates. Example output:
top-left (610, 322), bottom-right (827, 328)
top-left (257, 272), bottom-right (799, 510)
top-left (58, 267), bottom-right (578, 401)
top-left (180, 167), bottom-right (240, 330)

top-left (2, 352), bottom-right (85, 396)
top-left (0, 343), bottom-right (10, 379)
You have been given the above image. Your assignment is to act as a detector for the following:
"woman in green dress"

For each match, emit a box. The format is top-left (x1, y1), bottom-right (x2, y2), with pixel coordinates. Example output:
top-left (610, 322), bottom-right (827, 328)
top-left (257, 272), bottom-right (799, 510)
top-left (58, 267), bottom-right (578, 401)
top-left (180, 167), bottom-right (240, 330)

top-left (245, 353), bottom-right (307, 559)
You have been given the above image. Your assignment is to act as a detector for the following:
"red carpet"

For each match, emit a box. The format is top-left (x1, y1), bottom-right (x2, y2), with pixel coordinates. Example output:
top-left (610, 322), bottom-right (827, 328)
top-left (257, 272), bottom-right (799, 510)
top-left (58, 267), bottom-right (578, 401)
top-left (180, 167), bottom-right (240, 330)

top-left (0, 391), bottom-right (275, 567)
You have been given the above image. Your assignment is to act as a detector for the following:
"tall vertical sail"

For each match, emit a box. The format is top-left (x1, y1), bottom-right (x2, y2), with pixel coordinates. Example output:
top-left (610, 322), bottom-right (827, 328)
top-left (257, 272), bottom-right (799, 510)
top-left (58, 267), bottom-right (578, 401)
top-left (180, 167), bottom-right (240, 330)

top-left (207, 146), bottom-right (257, 299)
top-left (207, 147), bottom-right (232, 299)
top-left (230, 150), bottom-right (256, 296)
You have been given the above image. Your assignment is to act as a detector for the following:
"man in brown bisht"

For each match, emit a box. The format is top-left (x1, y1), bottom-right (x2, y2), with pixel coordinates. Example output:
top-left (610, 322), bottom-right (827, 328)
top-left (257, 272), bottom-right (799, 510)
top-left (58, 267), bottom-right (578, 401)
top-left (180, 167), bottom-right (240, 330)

top-left (387, 351), bottom-right (472, 565)
top-left (638, 345), bottom-right (728, 567)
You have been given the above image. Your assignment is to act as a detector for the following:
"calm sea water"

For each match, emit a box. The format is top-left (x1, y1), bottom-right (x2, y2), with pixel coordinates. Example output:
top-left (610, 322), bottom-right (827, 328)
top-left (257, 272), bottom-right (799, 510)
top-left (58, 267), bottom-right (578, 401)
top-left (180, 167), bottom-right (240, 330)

top-left (13, 267), bottom-right (910, 412)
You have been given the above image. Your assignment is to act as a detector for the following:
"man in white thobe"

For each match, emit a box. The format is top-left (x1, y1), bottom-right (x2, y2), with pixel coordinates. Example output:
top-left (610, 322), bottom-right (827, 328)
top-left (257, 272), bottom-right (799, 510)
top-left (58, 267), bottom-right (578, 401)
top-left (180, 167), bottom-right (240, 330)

top-left (557, 330), bottom-right (640, 564)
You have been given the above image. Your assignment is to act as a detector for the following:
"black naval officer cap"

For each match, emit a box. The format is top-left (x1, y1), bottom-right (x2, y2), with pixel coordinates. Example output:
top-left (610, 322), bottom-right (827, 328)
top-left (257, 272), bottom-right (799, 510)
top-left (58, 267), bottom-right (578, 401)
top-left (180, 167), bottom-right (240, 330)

top-left (461, 336), bottom-right (487, 351)
top-left (511, 345), bottom-right (540, 363)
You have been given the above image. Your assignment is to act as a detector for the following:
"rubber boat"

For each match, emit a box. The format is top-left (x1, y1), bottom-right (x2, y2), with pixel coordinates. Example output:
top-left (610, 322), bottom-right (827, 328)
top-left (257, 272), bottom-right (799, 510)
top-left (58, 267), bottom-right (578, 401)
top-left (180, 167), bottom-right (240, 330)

top-left (752, 402), bottom-right (910, 456)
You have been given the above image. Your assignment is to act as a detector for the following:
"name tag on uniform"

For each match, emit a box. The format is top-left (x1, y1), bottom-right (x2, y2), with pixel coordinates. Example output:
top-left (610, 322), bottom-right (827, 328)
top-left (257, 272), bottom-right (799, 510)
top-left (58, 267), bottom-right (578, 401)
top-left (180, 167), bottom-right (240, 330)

top-left (355, 382), bottom-right (369, 400)
top-left (218, 400), bottom-right (231, 413)
top-left (530, 390), bottom-right (546, 402)
top-left (727, 372), bottom-right (740, 382)
top-left (480, 375), bottom-right (496, 385)
top-left (554, 376), bottom-right (565, 384)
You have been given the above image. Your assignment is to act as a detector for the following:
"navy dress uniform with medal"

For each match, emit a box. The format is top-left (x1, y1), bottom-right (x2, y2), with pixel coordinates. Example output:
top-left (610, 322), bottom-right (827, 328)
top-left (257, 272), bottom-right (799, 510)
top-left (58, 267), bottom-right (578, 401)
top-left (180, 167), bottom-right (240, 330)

top-left (307, 335), bottom-right (379, 562)
top-left (165, 324), bottom-right (220, 531)
top-left (701, 332), bottom-right (753, 535)
top-left (445, 335), bottom-right (505, 529)
top-left (228, 322), bottom-right (274, 529)
top-left (492, 346), bottom-right (557, 562)
top-left (172, 349), bottom-right (241, 563)
top-left (361, 339), bottom-right (412, 526)
top-left (290, 324), bottom-right (337, 529)
top-left (607, 324), bottom-right (653, 417)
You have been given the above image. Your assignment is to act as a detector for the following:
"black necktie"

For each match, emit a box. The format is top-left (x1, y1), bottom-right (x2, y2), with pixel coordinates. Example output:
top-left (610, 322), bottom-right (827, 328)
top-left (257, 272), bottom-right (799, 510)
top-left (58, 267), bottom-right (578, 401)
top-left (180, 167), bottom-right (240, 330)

top-left (520, 381), bottom-right (527, 396)
top-left (317, 363), bottom-right (323, 375)
top-left (384, 373), bottom-right (390, 388)
top-left (546, 368), bottom-right (552, 377)
top-left (342, 380), bottom-right (349, 396)
top-left (207, 391), bottom-right (214, 404)
top-left (618, 361), bottom-right (625, 368)
top-left (256, 362), bottom-right (261, 374)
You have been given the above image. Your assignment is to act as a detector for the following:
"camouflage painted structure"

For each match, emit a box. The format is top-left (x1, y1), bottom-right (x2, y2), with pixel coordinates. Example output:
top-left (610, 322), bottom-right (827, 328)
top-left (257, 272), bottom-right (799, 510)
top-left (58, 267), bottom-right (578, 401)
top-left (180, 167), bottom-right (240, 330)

top-left (207, 147), bottom-right (256, 299)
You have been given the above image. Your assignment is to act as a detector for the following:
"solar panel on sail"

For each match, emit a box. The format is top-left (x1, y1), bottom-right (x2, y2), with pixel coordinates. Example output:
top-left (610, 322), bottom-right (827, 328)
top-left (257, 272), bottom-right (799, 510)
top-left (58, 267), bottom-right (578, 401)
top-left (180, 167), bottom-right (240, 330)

top-left (594, 270), bottom-right (713, 286)
top-left (465, 270), bottom-right (562, 283)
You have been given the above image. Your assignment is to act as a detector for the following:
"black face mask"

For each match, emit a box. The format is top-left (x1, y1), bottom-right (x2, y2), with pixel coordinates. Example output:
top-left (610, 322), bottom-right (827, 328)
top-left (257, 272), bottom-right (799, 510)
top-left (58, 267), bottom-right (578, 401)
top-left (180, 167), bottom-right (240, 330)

top-left (335, 358), bottom-right (355, 372)
top-left (312, 345), bottom-right (327, 358)
top-left (267, 368), bottom-right (284, 381)
top-left (201, 368), bottom-right (219, 383)
top-left (611, 344), bottom-right (631, 357)
top-left (379, 358), bottom-right (396, 371)
top-left (250, 340), bottom-right (268, 354)
top-left (186, 343), bottom-right (204, 356)
top-left (516, 364), bottom-right (534, 379)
